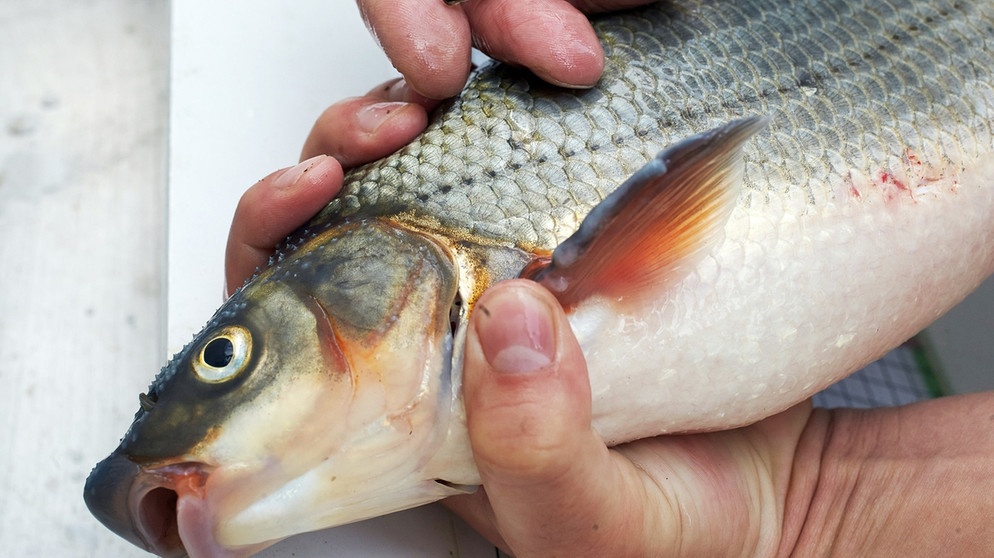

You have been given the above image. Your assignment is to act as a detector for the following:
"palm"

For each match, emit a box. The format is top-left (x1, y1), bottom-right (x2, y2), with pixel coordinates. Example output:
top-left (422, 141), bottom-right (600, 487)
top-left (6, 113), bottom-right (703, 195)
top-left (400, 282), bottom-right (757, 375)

top-left (445, 401), bottom-right (813, 557)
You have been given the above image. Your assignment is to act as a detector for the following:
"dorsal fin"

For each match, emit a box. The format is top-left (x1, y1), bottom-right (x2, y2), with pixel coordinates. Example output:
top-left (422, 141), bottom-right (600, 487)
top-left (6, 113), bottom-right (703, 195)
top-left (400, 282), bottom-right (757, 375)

top-left (523, 116), bottom-right (769, 309)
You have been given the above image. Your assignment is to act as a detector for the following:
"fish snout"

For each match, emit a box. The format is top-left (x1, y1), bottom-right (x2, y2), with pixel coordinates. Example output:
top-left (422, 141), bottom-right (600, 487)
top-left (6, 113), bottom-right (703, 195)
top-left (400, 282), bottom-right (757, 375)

top-left (84, 453), bottom-right (155, 552)
top-left (84, 454), bottom-right (217, 557)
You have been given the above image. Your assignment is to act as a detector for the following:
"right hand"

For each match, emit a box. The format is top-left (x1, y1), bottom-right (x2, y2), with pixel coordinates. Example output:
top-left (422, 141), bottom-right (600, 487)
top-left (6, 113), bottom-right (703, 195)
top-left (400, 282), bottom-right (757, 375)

top-left (447, 279), bottom-right (814, 557)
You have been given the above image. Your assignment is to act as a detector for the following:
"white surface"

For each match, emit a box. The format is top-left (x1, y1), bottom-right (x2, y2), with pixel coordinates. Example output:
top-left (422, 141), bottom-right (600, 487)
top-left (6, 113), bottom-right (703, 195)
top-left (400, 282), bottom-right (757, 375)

top-left (0, 1), bottom-right (168, 555)
top-left (169, 0), bottom-right (498, 555)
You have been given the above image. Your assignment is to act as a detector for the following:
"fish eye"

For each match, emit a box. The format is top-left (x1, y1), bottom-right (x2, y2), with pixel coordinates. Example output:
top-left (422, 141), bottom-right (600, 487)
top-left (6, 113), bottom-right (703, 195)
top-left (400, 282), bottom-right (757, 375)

top-left (193, 325), bottom-right (252, 383)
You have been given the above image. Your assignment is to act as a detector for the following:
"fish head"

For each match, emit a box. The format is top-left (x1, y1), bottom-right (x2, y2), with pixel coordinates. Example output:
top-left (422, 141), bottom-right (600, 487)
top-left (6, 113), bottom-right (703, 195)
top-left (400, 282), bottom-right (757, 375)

top-left (84, 219), bottom-right (472, 556)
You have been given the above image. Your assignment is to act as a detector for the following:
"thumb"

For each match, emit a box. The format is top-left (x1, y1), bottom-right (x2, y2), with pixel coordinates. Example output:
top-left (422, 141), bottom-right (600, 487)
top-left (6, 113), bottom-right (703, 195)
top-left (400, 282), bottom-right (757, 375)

top-left (451, 279), bottom-right (645, 557)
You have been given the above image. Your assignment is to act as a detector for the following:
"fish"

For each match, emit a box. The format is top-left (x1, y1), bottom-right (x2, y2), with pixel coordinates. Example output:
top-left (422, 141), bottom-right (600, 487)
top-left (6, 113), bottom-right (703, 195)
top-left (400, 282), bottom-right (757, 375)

top-left (85, 0), bottom-right (994, 556)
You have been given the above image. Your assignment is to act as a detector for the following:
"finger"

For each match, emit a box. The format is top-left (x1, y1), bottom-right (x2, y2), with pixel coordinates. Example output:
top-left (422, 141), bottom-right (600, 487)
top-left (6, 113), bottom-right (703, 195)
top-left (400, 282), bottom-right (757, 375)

top-left (300, 78), bottom-right (438, 165)
top-left (463, 0), bottom-right (605, 88)
top-left (224, 155), bottom-right (343, 296)
top-left (358, 0), bottom-right (473, 99)
top-left (451, 280), bottom-right (647, 556)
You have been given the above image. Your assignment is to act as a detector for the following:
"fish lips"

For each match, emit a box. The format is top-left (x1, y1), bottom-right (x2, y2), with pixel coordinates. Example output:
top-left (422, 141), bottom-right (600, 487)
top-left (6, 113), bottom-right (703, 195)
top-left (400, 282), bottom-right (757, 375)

top-left (84, 454), bottom-right (227, 557)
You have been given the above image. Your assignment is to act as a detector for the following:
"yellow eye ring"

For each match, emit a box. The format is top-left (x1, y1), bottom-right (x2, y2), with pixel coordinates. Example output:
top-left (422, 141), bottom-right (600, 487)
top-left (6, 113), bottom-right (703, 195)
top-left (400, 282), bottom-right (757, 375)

top-left (193, 325), bottom-right (252, 383)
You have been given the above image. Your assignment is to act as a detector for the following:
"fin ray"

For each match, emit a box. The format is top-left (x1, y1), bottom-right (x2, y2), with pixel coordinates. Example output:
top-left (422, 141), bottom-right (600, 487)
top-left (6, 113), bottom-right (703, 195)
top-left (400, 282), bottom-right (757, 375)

top-left (524, 116), bottom-right (769, 308)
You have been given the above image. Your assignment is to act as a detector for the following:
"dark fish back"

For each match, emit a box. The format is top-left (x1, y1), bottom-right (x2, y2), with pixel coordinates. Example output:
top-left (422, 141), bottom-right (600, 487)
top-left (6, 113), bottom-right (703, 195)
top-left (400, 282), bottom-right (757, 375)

top-left (314, 0), bottom-right (994, 250)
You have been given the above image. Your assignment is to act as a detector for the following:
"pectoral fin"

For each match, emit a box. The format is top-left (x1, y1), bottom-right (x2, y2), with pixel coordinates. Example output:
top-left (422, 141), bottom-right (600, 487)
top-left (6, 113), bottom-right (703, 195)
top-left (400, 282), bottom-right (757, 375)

top-left (523, 116), bottom-right (769, 309)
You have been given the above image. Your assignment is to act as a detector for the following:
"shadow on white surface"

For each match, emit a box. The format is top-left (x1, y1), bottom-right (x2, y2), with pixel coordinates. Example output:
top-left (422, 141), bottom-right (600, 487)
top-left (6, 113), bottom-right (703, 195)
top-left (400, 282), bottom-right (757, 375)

top-left (258, 505), bottom-right (499, 557)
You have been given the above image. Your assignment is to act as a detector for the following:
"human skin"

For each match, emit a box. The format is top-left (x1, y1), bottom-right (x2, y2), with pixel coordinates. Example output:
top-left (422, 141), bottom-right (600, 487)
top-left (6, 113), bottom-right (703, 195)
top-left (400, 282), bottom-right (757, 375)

top-left (223, 2), bottom-right (994, 554)
top-left (355, 0), bottom-right (655, 99)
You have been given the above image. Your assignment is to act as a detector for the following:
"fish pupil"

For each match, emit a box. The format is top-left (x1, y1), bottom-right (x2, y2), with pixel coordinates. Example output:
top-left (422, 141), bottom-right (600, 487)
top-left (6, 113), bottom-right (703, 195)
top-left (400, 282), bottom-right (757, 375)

top-left (203, 337), bottom-right (234, 368)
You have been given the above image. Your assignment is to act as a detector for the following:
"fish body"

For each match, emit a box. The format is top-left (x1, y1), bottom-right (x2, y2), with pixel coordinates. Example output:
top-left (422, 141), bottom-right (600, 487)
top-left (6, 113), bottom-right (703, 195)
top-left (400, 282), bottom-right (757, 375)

top-left (86, 1), bottom-right (994, 556)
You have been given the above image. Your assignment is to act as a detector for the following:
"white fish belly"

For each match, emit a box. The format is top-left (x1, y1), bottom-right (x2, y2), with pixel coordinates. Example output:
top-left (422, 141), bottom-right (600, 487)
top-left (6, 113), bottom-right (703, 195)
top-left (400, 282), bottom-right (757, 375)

top-left (576, 154), bottom-right (994, 444)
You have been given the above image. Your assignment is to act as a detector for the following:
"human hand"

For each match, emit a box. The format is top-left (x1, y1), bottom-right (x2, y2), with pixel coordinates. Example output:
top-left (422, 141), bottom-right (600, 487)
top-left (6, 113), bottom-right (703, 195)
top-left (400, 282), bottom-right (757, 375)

top-left (445, 278), bottom-right (814, 556)
top-left (448, 281), bottom-right (994, 556)
top-left (356, 0), bottom-right (657, 99)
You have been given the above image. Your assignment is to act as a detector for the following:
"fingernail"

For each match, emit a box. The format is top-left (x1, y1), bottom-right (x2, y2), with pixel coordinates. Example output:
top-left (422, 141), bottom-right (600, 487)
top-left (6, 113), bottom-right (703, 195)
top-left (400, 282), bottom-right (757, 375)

top-left (475, 286), bottom-right (556, 374)
top-left (274, 155), bottom-right (328, 189)
top-left (356, 101), bottom-right (409, 133)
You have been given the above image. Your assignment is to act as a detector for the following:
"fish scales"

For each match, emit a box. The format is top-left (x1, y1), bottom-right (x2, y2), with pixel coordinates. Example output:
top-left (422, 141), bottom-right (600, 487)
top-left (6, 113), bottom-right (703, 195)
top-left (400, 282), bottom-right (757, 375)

top-left (84, 1), bottom-right (994, 556)
top-left (320, 0), bottom-right (993, 247)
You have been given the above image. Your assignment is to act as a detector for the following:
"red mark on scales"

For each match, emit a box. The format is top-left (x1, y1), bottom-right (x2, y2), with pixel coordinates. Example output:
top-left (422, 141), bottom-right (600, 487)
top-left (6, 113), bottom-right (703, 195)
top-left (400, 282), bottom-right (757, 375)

top-left (906, 149), bottom-right (923, 168)
top-left (876, 149), bottom-right (948, 202)
top-left (878, 170), bottom-right (911, 202)
top-left (850, 149), bottom-right (954, 203)
top-left (846, 174), bottom-right (862, 199)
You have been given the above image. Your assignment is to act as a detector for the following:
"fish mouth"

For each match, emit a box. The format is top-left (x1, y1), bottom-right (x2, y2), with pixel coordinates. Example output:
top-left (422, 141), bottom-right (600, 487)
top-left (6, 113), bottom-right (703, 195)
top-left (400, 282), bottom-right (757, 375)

top-left (85, 454), bottom-right (244, 557)
top-left (130, 461), bottom-right (214, 557)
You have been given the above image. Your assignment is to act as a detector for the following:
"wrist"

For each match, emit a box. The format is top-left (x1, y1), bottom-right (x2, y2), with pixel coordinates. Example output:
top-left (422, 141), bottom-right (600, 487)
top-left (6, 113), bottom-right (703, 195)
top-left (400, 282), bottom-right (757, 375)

top-left (783, 393), bottom-right (994, 556)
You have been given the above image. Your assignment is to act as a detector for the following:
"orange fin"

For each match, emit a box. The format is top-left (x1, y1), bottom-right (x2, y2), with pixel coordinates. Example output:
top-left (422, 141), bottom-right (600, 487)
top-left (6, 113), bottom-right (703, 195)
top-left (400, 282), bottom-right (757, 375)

top-left (524, 116), bottom-right (769, 308)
